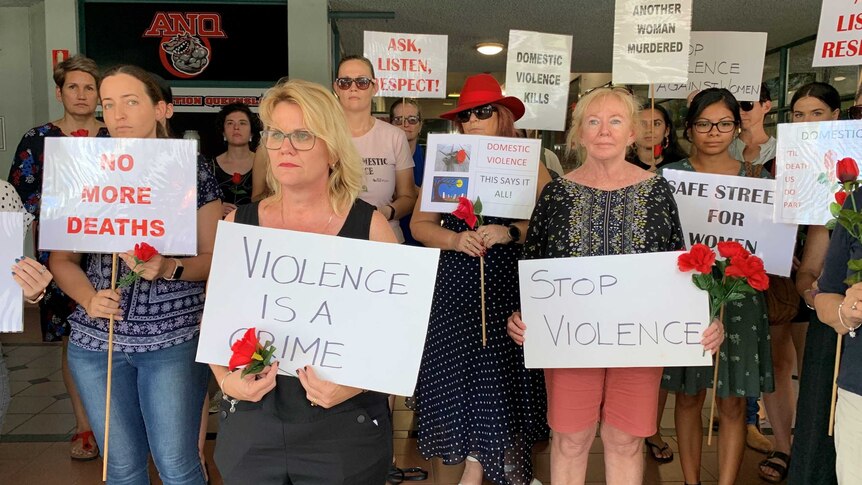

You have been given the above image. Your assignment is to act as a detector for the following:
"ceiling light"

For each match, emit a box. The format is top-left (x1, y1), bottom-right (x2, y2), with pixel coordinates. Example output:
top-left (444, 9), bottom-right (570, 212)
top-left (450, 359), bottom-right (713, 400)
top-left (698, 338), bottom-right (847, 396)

top-left (476, 43), bottom-right (504, 55)
top-left (835, 76), bottom-right (847, 82)
top-left (447, 92), bottom-right (460, 98)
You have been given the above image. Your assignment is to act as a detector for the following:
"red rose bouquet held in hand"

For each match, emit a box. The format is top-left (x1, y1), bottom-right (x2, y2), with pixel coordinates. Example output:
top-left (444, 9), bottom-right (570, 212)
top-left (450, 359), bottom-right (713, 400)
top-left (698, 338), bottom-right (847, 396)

top-left (116, 242), bottom-right (159, 288)
top-left (229, 328), bottom-right (277, 377)
top-left (451, 196), bottom-right (488, 346)
top-left (677, 241), bottom-right (769, 445)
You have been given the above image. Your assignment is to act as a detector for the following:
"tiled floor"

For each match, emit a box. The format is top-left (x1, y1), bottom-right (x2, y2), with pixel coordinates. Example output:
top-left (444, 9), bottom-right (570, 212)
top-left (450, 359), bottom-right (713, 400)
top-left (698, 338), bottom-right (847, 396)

top-left (1, 306), bottom-right (776, 484)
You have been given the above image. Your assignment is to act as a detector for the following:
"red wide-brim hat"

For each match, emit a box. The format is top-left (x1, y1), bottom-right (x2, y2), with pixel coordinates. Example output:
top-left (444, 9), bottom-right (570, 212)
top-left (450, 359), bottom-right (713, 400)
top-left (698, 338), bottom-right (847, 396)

top-left (440, 74), bottom-right (526, 121)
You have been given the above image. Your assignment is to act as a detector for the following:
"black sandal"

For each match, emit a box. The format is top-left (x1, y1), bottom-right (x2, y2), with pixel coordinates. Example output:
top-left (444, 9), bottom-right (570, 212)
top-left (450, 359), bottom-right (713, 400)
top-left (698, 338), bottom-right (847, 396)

top-left (387, 465), bottom-right (428, 483)
top-left (759, 451), bottom-right (790, 483)
top-left (644, 438), bottom-right (674, 464)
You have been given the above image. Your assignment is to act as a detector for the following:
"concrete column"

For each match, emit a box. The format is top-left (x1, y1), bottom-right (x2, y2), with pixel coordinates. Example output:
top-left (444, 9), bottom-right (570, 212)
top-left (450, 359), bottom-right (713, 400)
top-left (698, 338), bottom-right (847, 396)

top-left (287, 0), bottom-right (331, 87)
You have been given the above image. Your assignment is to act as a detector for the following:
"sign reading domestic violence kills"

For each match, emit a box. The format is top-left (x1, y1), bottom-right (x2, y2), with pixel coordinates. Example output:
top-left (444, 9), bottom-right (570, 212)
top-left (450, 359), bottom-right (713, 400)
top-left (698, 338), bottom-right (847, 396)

top-left (0, 212), bottom-right (24, 333)
top-left (654, 31), bottom-right (768, 102)
top-left (612, 0), bottom-right (692, 84)
top-left (519, 251), bottom-right (711, 369)
top-left (420, 133), bottom-right (541, 220)
top-left (363, 31), bottom-right (447, 98)
top-left (663, 170), bottom-right (797, 277)
top-left (504, 30), bottom-right (573, 131)
top-left (40, 138), bottom-right (198, 254)
top-left (775, 120), bottom-right (862, 225)
top-left (195, 221), bottom-right (440, 396)
top-left (813, 0), bottom-right (862, 67)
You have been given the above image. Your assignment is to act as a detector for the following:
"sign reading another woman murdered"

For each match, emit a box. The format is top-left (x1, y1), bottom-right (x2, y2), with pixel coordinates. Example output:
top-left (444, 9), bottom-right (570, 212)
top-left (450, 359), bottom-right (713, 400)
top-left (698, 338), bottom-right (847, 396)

top-left (663, 170), bottom-right (797, 276)
top-left (0, 213), bottom-right (24, 332)
top-left (519, 251), bottom-right (711, 369)
top-left (196, 221), bottom-right (440, 396)
top-left (420, 134), bottom-right (541, 219)
top-left (612, 0), bottom-right (692, 84)
top-left (775, 120), bottom-right (862, 224)
top-left (39, 138), bottom-right (198, 255)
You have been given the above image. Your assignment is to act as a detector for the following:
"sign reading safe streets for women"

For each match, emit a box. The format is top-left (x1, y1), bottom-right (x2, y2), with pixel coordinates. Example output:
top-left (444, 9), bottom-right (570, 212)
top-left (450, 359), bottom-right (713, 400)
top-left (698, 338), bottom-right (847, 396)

top-left (196, 221), bottom-right (440, 396)
top-left (654, 31), bottom-right (767, 102)
top-left (663, 170), bottom-right (797, 277)
top-left (505, 30), bottom-right (572, 131)
top-left (0, 213), bottom-right (24, 333)
top-left (420, 134), bottom-right (541, 220)
top-left (612, 0), bottom-right (692, 84)
top-left (520, 252), bottom-right (711, 369)
top-left (364, 31), bottom-right (448, 98)
top-left (40, 138), bottom-right (198, 255)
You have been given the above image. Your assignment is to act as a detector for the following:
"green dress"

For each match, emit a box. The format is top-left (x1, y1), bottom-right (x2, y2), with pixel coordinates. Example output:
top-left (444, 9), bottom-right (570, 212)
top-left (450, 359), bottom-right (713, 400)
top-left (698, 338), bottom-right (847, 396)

top-left (658, 159), bottom-right (775, 398)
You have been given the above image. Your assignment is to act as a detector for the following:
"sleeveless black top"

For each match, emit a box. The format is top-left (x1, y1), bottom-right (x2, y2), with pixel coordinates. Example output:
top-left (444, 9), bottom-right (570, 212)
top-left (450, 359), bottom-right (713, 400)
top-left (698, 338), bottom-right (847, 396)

top-left (233, 199), bottom-right (389, 422)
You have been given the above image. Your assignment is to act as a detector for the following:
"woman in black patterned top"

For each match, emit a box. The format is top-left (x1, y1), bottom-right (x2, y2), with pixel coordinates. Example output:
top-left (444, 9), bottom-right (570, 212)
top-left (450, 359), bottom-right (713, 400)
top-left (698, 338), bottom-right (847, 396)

top-left (212, 103), bottom-right (259, 218)
top-left (507, 87), bottom-right (724, 484)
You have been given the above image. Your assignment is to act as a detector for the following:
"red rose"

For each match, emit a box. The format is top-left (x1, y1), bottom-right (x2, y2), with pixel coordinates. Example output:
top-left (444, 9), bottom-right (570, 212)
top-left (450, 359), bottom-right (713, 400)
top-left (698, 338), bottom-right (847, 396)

top-left (725, 254), bottom-right (768, 291)
top-left (231, 172), bottom-right (242, 184)
top-left (747, 271), bottom-right (770, 291)
top-left (452, 196), bottom-right (478, 229)
top-left (133, 242), bottom-right (158, 262)
top-left (229, 328), bottom-right (260, 370)
top-left (835, 190), bottom-right (848, 206)
top-left (677, 244), bottom-right (716, 274)
top-left (456, 149), bottom-right (467, 164)
top-left (717, 241), bottom-right (749, 260)
top-left (837, 157), bottom-right (859, 183)
top-left (70, 129), bottom-right (89, 137)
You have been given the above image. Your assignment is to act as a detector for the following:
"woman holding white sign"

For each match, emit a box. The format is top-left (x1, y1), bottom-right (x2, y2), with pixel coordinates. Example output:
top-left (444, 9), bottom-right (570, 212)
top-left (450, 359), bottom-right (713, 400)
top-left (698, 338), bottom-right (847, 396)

top-left (50, 65), bottom-right (222, 485)
top-left (210, 79), bottom-right (398, 484)
top-left (411, 74), bottom-right (551, 485)
top-left (659, 88), bottom-right (773, 485)
top-left (507, 86), bottom-right (723, 485)
top-left (334, 55), bottom-right (417, 243)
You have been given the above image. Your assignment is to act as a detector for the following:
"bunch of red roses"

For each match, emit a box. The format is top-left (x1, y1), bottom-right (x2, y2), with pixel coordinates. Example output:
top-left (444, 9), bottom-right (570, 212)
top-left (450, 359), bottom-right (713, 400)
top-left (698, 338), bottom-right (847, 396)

top-left (678, 241), bottom-right (769, 321)
top-left (116, 242), bottom-right (158, 288)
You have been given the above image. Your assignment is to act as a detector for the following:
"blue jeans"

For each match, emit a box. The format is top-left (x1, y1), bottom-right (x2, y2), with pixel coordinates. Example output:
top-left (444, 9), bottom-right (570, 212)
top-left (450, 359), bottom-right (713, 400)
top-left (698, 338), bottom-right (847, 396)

top-left (68, 337), bottom-right (208, 485)
top-left (746, 396), bottom-right (759, 425)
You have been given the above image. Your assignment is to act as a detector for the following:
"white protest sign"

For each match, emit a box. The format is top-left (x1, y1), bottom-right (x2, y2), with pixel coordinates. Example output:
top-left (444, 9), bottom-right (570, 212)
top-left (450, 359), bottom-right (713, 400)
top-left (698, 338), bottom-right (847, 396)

top-left (813, 1), bottom-right (862, 67)
top-left (40, 138), bottom-right (198, 255)
top-left (420, 134), bottom-right (541, 220)
top-left (774, 120), bottom-right (862, 225)
top-left (663, 170), bottom-right (796, 277)
top-left (196, 221), bottom-right (440, 396)
top-left (520, 251), bottom-right (712, 369)
top-left (612, 0), bottom-right (692, 84)
top-left (654, 32), bottom-right (767, 102)
top-left (505, 30), bottom-right (573, 131)
top-left (364, 31), bottom-right (448, 98)
top-left (0, 212), bottom-right (24, 333)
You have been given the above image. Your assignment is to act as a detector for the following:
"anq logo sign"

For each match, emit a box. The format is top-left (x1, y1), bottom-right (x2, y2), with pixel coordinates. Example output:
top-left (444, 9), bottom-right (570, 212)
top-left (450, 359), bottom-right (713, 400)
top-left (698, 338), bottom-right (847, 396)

top-left (142, 12), bottom-right (227, 78)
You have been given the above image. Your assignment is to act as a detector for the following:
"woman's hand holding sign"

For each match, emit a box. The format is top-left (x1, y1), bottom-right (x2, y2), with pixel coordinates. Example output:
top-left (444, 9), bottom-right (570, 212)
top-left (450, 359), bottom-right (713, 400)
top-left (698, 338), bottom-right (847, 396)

top-left (297, 366), bottom-right (364, 409)
top-left (701, 318), bottom-right (724, 355)
top-left (11, 256), bottom-right (53, 301)
top-left (507, 311), bottom-right (527, 346)
top-left (220, 362), bottom-right (279, 403)
top-left (85, 289), bottom-right (123, 321)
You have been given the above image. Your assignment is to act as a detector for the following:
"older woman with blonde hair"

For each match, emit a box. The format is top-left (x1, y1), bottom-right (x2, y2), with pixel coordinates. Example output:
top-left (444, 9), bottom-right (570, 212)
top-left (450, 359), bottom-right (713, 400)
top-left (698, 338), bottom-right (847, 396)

top-left (508, 87), bottom-right (724, 484)
top-left (210, 79), bottom-right (397, 484)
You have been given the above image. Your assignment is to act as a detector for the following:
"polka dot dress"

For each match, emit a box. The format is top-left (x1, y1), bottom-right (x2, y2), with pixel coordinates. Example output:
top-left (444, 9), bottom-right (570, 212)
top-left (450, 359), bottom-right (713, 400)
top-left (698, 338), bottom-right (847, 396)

top-left (415, 214), bottom-right (549, 485)
top-left (0, 180), bottom-right (33, 226)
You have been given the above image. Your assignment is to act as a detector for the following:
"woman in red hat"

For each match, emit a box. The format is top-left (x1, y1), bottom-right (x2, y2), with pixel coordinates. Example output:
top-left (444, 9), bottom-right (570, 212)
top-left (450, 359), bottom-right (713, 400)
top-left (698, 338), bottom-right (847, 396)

top-left (411, 74), bottom-right (551, 485)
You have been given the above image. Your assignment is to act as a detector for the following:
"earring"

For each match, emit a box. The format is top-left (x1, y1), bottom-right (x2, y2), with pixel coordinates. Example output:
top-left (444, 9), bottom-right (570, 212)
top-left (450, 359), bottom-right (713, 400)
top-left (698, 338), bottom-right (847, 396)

top-left (223, 136), bottom-right (227, 142)
top-left (662, 135), bottom-right (669, 148)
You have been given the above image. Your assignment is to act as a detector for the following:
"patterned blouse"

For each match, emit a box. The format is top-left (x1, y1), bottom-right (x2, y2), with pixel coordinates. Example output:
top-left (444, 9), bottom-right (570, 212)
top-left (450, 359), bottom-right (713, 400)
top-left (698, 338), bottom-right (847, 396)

top-left (523, 176), bottom-right (685, 260)
top-left (68, 157), bottom-right (221, 353)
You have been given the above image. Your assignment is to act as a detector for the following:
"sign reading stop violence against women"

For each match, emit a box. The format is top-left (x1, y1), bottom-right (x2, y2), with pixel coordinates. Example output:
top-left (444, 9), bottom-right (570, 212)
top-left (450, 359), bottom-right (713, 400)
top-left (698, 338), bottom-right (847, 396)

top-left (662, 170), bottom-right (797, 277)
top-left (363, 31), bottom-right (447, 98)
top-left (519, 251), bottom-right (711, 369)
top-left (774, 120), bottom-right (862, 225)
top-left (195, 221), bottom-right (440, 396)
top-left (504, 30), bottom-right (573, 131)
top-left (0, 212), bottom-right (24, 333)
top-left (612, 0), bottom-right (692, 85)
top-left (813, 0), bottom-right (862, 67)
top-left (420, 133), bottom-right (541, 220)
top-left (40, 137), bottom-right (198, 255)
top-left (654, 31), bottom-right (767, 102)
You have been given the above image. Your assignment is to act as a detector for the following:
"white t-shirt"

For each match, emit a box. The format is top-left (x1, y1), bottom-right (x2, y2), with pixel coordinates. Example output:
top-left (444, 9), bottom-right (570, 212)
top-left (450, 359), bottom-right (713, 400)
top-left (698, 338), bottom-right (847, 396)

top-left (352, 118), bottom-right (414, 242)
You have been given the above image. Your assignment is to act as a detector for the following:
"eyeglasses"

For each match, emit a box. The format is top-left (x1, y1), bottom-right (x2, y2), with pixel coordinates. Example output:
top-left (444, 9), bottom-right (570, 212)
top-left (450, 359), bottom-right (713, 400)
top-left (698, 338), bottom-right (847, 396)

top-left (692, 119), bottom-right (738, 134)
top-left (455, 104), bottom-right (498, 123)
top-left (335, 77), bottom-right (374, 90)
top-left (261, 129), bottom-right (316, 151)
top-left (392, 115), bottom-right (421, 126)
top-left (848, 105), bottom-right (862, 120)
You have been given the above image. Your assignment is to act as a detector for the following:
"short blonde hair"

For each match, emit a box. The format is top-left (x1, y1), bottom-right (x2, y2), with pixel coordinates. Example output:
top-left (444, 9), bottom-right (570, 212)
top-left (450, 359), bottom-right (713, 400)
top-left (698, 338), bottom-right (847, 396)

top-left (257, 79), bottom-right (364, 215)
top-left (565, 87), bottom-right (640, 163)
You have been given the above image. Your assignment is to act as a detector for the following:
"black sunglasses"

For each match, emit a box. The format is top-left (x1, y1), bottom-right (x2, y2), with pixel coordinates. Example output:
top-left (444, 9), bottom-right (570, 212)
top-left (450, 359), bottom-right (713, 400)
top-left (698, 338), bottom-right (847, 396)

top-left (335, 77), bottom-right (374, 90)
top-left (455, 104), bottom-right (498, 123)
top-left (392, 115), bottom-right (421, 125)
top-left (848, 105), bottom-right (862, 120)
top-left (739, 101), bottom-right (755, 112)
